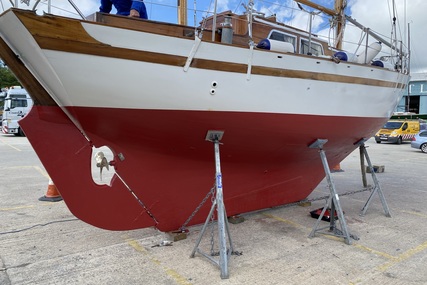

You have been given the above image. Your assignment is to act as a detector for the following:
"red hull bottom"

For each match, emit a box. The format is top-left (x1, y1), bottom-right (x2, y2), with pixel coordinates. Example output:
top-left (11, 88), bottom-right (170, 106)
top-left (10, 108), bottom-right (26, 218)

top-left (20, 106), bottom-right (386, 232)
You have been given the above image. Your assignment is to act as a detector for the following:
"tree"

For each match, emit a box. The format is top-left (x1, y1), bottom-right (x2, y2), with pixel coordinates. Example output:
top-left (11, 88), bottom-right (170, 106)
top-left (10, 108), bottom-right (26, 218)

top-left (0, 64), bottom-right (21, 88)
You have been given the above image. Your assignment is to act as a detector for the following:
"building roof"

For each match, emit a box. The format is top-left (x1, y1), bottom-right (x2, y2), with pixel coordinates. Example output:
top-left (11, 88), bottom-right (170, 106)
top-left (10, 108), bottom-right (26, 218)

top-left (410, 72), bottom-right (427, 82)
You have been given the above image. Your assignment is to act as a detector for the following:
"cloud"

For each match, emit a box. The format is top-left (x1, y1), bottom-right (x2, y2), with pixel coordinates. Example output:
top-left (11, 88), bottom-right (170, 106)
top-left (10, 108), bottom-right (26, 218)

top-left (265, 0), bottom-right (425, 74)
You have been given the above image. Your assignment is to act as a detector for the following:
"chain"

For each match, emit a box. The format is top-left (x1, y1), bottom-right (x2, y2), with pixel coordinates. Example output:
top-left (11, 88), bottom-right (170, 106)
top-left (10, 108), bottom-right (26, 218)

top-left (211, 249), bottom-right (243, 256)
top-left (270, 186), bottom-right (373, 210)
top-left (333, 227), bottom-right (360, 241)
top-left (179, 182), bottom-right (216, 232)
top-left (308, 186), bottom-right (373, 203)
top-left (180, 184), bottom-right (372, 231)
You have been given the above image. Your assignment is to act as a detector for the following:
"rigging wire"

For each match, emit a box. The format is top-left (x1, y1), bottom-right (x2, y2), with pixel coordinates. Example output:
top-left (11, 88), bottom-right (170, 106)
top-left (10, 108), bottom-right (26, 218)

top-left (193, 0), bottom-right (197, 28)
top-left (233, 0), bottom-right (244, 14)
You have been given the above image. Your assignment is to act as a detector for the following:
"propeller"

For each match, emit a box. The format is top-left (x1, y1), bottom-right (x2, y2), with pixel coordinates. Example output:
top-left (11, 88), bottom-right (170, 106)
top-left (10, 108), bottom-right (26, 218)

top-left (94, 151), bottom-right (109, 181)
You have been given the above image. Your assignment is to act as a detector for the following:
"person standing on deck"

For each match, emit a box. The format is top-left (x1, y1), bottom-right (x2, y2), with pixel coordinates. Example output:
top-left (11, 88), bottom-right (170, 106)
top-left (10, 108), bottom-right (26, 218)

top-left (100, 0), bottom-right (148, 19)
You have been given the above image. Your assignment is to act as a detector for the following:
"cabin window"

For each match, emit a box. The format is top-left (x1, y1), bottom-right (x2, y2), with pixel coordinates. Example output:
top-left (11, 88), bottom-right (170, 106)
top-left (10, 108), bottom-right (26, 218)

top-left (300, 39), bottom-right (324, 56)
top-left (268, 31), bottom-right (296, 47)
top-left (10, 99), bottom-right (28, 109)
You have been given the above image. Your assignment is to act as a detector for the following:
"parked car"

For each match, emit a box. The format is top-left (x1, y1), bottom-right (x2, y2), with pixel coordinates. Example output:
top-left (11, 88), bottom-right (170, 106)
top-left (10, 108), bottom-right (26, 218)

top-left (411, 130), bottom-right (427, 153)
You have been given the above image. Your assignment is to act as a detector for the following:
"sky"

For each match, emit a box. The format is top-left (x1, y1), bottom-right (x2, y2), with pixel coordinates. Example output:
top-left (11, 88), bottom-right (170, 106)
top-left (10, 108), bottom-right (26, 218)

top-left (1, 0), bottom-right (426, 74)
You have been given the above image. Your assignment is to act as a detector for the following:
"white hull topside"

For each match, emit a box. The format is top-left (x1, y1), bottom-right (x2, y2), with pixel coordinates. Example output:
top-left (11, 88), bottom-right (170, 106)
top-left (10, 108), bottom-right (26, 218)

top-left (0, 10), bottom-right (407, 119)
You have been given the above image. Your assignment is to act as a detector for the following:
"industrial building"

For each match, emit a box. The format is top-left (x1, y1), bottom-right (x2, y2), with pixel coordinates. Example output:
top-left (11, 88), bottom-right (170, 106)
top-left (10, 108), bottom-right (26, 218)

top-left (396, 72), bottom-right (427, 114)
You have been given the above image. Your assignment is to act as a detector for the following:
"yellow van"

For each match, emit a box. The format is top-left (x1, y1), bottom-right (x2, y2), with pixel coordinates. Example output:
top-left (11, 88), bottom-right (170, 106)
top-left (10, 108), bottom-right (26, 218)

top-left (375, 120), bottom-right (422, 144)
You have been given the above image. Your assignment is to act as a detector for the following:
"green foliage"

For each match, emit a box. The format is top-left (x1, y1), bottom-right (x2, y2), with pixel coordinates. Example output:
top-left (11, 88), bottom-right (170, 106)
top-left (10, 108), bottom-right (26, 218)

top-left (0, 65), bottom-right (20, 88)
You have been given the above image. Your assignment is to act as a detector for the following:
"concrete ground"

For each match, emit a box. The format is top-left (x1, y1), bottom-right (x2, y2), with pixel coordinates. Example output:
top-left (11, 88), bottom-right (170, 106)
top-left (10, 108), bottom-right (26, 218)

top-left (0, 134), bottom-right (426, 285)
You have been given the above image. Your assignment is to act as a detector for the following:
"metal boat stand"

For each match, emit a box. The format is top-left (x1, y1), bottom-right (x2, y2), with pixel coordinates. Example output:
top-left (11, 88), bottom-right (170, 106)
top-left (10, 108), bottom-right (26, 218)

top-left (356, 139), bottom-right (391, 217)
top-left (190, 131), bottom-right (235, 279)
top-left (308, 139), bottom-right (355, 245)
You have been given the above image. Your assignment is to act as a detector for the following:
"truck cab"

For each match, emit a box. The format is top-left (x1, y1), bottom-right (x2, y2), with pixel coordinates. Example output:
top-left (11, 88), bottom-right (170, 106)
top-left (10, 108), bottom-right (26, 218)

top-left (1, 87), bottom-right (33, 136)
top-left (374, 120), bottom-right (422, 144)
top-left (0, 89), bottom-right (6, 122)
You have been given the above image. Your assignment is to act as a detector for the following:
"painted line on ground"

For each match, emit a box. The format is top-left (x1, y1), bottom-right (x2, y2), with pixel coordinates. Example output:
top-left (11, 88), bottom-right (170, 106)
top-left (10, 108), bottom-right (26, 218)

top-left (0, 205), bottom-right (34, 211)
top-left (262, 212), bottom-right (397, 261)
top-left (353, 244), bottom-right (397, 260)
top-left (0, 165), bottom-right (48, 179)
top-left (0, 202), bottom-right (63, 211)
top-left (126, 238), bottom-right (193, 285)
top-left (400, 210), bottom-right (427, 218)
top-left (262, 213), bottom-right (304, 228)
top-left (377, 240), bottom-right (427, 271)
top-left (0, 138), bottom-right (22, 151)
top-left (33, 165), bottom-right (49, 178)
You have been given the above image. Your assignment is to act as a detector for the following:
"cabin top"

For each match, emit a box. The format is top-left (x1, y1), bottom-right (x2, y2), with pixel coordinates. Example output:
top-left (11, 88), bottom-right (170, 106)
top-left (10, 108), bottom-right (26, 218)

top-left (90, 11), bottom-right (332, 57)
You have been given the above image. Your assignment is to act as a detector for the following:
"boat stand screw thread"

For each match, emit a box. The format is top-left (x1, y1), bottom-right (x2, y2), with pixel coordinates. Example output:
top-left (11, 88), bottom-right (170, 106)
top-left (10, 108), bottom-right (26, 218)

top-left (209, 186), bottom-right (218, 256)
top-left (210, 196), bottom-right (216, 255)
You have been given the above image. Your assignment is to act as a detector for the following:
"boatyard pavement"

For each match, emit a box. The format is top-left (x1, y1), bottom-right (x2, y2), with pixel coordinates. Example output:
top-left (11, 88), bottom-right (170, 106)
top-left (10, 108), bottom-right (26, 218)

top-left (1, 135), bottom-right (426, 284)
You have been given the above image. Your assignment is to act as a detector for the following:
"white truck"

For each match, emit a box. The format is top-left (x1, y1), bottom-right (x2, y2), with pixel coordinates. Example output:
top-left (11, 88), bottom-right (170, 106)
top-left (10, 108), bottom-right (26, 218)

top-left (1, 87), bottom-right (33, 136)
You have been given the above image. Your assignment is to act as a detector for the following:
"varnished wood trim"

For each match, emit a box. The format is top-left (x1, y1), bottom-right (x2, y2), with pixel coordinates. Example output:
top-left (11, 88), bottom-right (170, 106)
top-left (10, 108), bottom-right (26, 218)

top-left (18, 9), bottom-right (103, 45)
top-left (13, 9), bottom-right (406, 90)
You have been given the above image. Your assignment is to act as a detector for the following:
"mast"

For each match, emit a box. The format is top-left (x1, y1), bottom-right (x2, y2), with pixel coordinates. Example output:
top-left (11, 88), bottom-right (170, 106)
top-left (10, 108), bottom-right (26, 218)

top-left (178, 0), bottom-right (187, 25)
top-left (334, 0), bottom-right (346, 50)
top-left (295, 0), bottom-right (346, 49)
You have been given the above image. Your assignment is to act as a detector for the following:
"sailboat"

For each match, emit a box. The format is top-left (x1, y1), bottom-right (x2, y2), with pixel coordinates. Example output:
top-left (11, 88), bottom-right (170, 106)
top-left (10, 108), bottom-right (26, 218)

top-left (0, 0), bottom-right (409, 232)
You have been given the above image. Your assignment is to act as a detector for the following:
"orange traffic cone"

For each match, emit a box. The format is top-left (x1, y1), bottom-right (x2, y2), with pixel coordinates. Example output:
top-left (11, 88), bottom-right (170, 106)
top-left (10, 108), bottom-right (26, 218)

top-left (331, 163), bottom-right (344, 172)
top-left (39, 178), bottom-right (63, 202)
